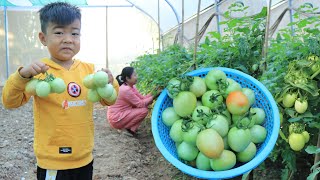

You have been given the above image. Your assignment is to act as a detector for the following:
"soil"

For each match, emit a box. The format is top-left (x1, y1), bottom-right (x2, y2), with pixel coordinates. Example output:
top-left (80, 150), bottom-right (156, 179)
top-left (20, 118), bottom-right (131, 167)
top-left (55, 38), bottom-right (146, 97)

top-left (0, 86), bottom-right (313, 180)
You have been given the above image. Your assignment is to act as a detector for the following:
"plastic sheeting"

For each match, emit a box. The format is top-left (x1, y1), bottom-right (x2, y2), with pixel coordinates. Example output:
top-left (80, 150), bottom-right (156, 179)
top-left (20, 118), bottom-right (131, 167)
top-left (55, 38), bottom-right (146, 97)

top-left (1, 0), bottom-right (216, 33)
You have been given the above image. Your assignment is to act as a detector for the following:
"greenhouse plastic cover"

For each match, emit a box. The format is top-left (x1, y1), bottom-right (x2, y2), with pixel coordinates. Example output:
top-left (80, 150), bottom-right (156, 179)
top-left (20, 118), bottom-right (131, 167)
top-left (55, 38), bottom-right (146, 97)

top-left (0, 0), bottom-right (283, 33)
top-left (1, 0), bottom-right (218, 33)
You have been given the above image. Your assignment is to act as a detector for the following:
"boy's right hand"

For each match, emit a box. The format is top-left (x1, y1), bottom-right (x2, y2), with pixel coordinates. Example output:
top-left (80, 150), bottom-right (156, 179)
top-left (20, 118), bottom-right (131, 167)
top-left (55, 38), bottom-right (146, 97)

top-left (19, 62), bottom-right (49, 78)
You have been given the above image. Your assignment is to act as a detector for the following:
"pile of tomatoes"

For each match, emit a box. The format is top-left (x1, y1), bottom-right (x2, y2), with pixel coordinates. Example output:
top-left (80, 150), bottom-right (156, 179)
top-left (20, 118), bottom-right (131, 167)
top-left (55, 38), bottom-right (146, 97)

top-left (162, 69), bottom-right (267, 171)
top-left (25, 72), bottom-right (66, 97)
top-left (83, 71), bottom-right (117, 103)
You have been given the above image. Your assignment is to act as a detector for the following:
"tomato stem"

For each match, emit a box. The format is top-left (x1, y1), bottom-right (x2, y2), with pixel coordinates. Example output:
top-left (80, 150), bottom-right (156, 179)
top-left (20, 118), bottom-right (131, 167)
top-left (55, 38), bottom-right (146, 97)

top-left (311, 67), bottom-right (320, 79)
top-left (313, 130), bottom-right (320, 180)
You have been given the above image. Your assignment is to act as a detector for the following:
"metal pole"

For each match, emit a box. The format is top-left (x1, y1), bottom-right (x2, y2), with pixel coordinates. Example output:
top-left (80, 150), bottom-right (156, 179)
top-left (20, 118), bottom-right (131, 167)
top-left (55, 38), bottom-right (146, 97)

top-left (215, 0), bottom-right (221, 34)
top-left (193, 0), bottom-right (201, 70)
top-left (106, 7), bottom-right (109, 68)
top-left (288, 0), bottom-right (294, 35)
top-left (181, 0), bottom-right (184, 45)
top-left (262, 0), bottom-right (272, 71)
top-left (4, 6), bottom-right (10, 79)
top-left (158, 0), bottom-right (161, 53)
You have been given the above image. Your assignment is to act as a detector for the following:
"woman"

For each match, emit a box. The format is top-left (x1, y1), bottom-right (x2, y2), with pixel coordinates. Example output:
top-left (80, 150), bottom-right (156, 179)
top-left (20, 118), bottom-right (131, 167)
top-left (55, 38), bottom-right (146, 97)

top-left (107, 67), bottom-right (159, 136)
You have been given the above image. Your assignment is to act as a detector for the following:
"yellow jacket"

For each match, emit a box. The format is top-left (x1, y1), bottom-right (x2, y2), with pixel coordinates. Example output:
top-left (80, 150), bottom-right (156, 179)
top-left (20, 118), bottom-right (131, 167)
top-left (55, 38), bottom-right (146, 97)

top-left (2, 58), bottom-right (119, 170)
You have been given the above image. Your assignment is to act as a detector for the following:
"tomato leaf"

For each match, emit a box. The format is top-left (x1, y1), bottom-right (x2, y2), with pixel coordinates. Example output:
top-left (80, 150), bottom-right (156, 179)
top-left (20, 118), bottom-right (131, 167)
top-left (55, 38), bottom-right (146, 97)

top-left (287, 80), bottom-right (319, 96)
top-left (305, 145), bottom-right (320, 155)
top-left (241, 170), bottom-right (251, 180)
top-left (284, 108), bottom-right (296, 118)
top-left (288, 112), bottom-right (315, 122)
top-left (307, 167), bottom-right (320, 180)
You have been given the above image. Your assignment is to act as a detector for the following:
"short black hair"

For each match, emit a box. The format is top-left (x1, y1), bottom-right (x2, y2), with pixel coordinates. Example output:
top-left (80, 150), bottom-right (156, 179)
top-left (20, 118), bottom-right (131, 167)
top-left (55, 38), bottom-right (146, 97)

top-left (38, 2), bottom-right (81, 33)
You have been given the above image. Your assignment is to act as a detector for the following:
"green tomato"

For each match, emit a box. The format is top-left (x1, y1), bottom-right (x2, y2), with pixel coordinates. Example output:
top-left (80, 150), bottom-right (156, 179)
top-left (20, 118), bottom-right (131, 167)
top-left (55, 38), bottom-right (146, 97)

top-left (210, 150), bottom-right (236, 171)
top-left (192, 106), bottom-right (211, 124)
top-left (87, 89), bottom-right (101, 102)
top-left (242, 88), bottom-right (256, 106)
top-left (201, 90), bottom-right (223, 110)
top-left (282, 93), bottom-right (297, 108)
top-left (250, 108), bottom-right (266, 125)
top-left (93, 71), bottom-right (109, 87)
top-left (104, 89), bottom-right (117, 103)
top-left (288, 133), bottom-right (305, 151)
top-left (97, 84), bottom-right (114, 99)
top-left (166, 78), bottom-right (181, 98)
top-left (173, 91), bottom-right (197, 117)
top-left (250, 125), bottom-right (267, 144)
top-left (182, 123), bottom-right (201, 146)
top-left (205, 69), bottom-right (227, 90)
top-left (302, 131), bottom-right (310, 143)
top-left (196, 152), bottom-right (211, 171)
top-left (196, 129), bottom-right (224, 158)
top-left (83, 74), bottom-right (96, 89)
top-left (190, 77), bottom-right (207, 97)
top-left (206, 115), bottom-right (229, 137)
top-left (224, 78), bottom-right (242, 98)
top-left (236, 142), bottom-right (257, 163)
top-left (177, 141), bottom-right (199, 161)
top-left (36, 81), bottom-right (51, 97)
top-left (50, 78), bottom-right (66, 94)
top-left (294, 99), bottom-right (308, 114)
top-left (25, 79), bottom-right (39, 95)
top-left (169, 120), bottom-right (184, 143)
top-left (228, 127), bottom-right (251, 152)
top-left (162, 107), bottom-right (180, 127)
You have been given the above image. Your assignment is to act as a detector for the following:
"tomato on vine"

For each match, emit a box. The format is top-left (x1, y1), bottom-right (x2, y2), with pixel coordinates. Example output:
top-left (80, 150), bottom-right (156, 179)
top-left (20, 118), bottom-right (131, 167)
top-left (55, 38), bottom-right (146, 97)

top-left (282, 92), bottom-right (297, 108)
top-left (294, 98), bottom-right (308, 114)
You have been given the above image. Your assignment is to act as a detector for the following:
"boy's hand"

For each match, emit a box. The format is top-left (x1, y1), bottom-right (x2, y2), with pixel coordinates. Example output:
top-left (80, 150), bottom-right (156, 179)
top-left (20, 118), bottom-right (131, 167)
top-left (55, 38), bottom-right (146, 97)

top-left (100, 68), bottom-right (114, 84)
top-left (19, 62), bottom-right (49, 78)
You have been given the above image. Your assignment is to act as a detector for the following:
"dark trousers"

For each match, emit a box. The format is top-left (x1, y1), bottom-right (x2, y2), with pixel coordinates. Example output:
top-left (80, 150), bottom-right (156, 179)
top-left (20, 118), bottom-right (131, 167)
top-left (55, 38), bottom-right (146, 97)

top-left (37, 160), bottom-right (93, 180)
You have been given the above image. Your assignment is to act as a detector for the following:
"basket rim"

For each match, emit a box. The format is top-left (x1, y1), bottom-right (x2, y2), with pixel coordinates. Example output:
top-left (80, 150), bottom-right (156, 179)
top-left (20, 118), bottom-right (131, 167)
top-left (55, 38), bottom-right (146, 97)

top-left (151, 67), bottom-right (280, 179)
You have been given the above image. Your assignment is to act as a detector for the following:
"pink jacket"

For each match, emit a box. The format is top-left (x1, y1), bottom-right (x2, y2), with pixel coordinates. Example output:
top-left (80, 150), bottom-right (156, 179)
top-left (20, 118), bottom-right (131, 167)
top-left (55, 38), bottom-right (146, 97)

top-left (107, 84), bottom-right (153, 122)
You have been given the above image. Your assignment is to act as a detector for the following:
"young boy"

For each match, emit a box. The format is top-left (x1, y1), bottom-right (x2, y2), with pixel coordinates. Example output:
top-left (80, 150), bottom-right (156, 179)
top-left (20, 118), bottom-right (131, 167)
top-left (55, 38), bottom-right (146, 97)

top-left (1, 2), bottom-right (118, 180)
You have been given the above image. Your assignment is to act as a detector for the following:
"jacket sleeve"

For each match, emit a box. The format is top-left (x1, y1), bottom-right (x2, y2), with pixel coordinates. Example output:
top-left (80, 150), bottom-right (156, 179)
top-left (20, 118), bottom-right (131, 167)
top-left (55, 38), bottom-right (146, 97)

top-left (122, 86), bottom-right (153, 108)
top-left (2, 68), bottom-right (32, 109)
top-left (100, 79), bottom-right (119, 106)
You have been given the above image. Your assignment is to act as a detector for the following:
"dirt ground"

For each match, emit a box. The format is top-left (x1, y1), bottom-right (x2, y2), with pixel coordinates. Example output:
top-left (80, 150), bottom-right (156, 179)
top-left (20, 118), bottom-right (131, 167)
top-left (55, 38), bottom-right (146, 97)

top-left (0, 86), bottom-right (312, 180)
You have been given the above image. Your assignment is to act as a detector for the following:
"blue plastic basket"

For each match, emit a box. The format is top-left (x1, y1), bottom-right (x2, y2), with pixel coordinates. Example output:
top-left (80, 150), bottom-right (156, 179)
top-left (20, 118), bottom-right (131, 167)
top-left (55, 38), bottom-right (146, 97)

top-left (151, 67), bottom-right (280, 179)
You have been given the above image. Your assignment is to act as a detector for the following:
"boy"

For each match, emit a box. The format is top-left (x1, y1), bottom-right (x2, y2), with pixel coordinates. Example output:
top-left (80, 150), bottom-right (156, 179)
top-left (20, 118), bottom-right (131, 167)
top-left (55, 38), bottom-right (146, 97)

top-left (1, 2), bottom-right (118, 180)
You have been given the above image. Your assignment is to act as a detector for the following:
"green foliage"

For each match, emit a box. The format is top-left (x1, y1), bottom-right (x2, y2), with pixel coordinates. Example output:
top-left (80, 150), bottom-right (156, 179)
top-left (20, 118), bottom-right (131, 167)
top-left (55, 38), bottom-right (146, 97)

top-left (197, 5), bottom-right (266, 78)
top-left (131, 44), bottom-right (193, 94)
top-left (259, 5), bottom-right (320, 178)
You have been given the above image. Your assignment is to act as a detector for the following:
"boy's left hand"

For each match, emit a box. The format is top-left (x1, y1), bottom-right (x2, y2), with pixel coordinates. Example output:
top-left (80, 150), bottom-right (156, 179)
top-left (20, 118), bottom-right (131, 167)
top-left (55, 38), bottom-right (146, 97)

top-left (100, 68), bottom-right (114, 84)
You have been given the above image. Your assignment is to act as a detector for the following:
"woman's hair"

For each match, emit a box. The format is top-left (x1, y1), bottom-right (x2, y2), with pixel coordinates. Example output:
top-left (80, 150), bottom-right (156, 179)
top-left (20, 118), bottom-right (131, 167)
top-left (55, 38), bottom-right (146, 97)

top-left (38, 2), bottom-right (81, 34)
top-left (116, 67), bottom-right (134, 86)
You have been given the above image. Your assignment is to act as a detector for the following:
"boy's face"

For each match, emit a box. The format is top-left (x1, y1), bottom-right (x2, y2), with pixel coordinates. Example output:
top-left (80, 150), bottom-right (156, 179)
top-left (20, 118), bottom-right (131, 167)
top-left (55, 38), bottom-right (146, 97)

top-left (39, 19), bottom-right (81, 62)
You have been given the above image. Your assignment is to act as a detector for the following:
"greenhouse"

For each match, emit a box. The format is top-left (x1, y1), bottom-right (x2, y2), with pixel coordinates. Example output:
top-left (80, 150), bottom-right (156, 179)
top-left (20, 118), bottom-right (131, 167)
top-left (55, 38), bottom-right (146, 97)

top-left (0, 0), bottom-right (319, 179)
